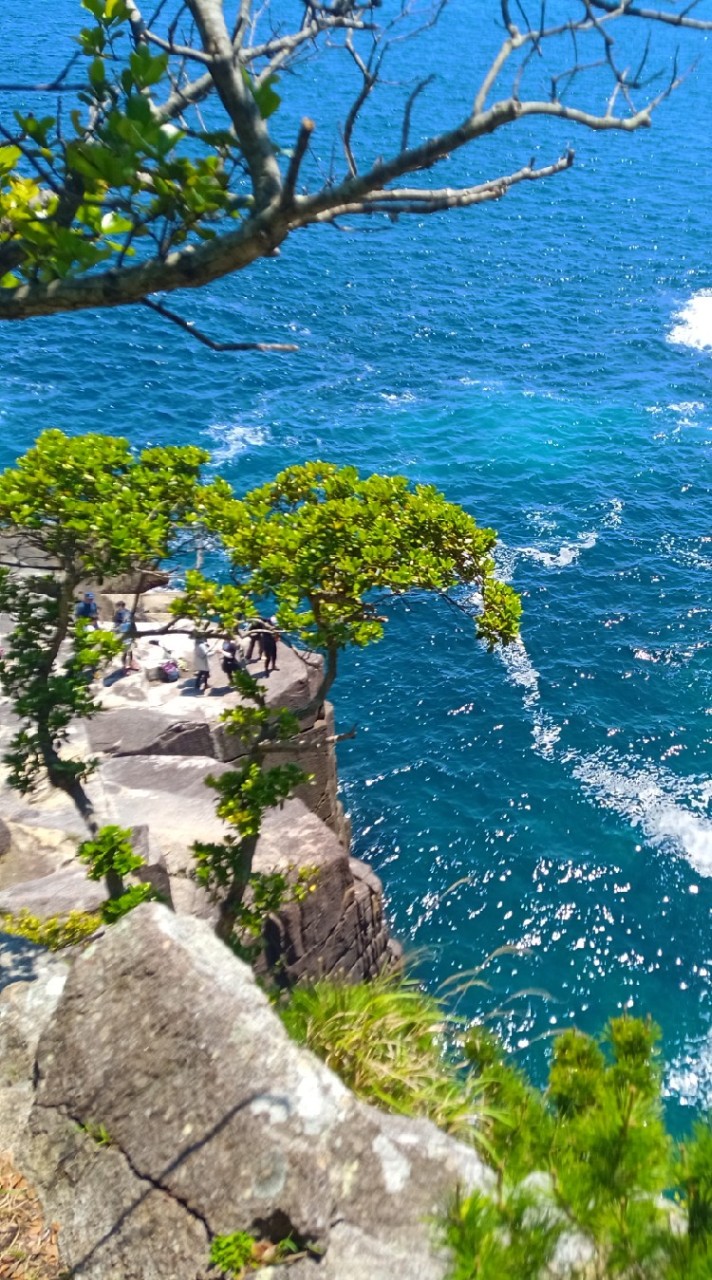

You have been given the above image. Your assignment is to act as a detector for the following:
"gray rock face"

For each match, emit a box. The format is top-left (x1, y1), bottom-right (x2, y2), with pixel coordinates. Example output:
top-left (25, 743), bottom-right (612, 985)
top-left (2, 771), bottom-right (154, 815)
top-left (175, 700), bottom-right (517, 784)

top-left (255, 800), bottom-right (398, 985)
top-left (8, 906), bottom-right (492, 1280)
top-left (0, 864), bottom-right (106, 917)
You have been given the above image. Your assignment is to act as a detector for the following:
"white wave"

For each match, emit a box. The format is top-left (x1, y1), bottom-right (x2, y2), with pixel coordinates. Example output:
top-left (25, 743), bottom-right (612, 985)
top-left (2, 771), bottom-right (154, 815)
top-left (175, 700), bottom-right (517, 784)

top-left (208, 422), bottom-right (269, 463)
top-left (519, 530), bottom-right (598, 570)
top-left (499, 639), bottom-right (541, 708)
top-left (668, 290), bottom-right (712, 352)
top-left (532, 720), bottom-right (562, 760)
top-left (378, 390), bottom-right (417, 405)
top-left (668, 401), bottom-right (705, 414)
top-left (572, 750), bottom-right (712, 877)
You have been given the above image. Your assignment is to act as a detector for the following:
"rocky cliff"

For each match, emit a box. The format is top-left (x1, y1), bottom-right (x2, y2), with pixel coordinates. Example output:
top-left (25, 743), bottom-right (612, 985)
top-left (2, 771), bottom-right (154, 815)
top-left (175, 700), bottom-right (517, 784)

top-left (0, 590), bottom-right (399, 984)
top-left (0, 906), bottom-right (492, 1280)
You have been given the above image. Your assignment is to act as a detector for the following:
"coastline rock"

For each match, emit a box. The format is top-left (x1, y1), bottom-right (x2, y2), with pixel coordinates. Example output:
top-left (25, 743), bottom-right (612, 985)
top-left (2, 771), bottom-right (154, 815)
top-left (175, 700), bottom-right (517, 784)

top-left (6, 906), bottom-right (492, 1280)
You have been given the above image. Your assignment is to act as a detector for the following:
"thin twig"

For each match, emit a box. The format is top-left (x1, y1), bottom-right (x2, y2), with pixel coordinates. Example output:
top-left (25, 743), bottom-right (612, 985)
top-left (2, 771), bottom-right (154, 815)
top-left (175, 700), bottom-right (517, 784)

top-left (140, 296), bottom-right (298, 352)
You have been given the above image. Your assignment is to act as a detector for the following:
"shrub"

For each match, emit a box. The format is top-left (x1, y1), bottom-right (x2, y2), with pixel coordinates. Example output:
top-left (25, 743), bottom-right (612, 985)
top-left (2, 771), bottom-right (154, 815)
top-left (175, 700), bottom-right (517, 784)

top-left (0, 908), bottom-right (101, 950)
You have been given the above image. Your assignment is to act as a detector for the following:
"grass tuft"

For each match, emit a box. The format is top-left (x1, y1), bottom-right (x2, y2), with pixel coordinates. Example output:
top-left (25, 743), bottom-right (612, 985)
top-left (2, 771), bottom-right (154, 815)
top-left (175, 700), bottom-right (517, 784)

top-left (280, 970), bottom-right (481, 1138)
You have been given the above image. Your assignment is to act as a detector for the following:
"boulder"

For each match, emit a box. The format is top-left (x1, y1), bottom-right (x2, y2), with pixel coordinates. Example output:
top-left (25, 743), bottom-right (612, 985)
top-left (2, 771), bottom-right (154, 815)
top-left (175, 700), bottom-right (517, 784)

top-left (6, 905), bottom-right (492, 1280)
top-left (0, 865), bottom-right (106, 918)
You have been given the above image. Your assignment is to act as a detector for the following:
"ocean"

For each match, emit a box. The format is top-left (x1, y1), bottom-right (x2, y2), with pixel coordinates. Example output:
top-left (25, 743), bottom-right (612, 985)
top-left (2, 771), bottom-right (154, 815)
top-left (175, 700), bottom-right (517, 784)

top-left (2, 1), bottom-right (712, 1124)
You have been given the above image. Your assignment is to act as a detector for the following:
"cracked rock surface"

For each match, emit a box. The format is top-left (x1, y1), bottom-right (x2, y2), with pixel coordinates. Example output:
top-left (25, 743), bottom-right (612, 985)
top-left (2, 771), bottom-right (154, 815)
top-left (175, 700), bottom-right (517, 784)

top-left (2, 905), bottom-right (493, 1280)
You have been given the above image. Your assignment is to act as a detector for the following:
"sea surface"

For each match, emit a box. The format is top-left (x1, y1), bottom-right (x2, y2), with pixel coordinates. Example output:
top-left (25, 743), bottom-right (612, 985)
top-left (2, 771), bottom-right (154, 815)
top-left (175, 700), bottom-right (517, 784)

top-left (2, 2), bottom-right (712, 1124)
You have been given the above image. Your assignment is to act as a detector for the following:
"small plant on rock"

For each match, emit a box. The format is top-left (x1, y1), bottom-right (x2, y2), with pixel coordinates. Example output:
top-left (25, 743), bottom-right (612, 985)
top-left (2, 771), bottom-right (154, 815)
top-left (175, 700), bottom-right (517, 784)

top-left (209, 1230), bottom-right (299, 1277)
top-left (78, 824), bottom-right (158, 920)
top-left (281, 969), bottom-right (481, 1138)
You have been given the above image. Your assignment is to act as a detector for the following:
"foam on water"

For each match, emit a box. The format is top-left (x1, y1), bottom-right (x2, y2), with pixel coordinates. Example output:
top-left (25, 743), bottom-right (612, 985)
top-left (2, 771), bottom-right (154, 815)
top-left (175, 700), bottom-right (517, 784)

top-left (572, 751), bottom-right (712, 877)
top-left (518, 531), bottom-right (598, 570)
top-left (208, 421), bottom-right (270, 463)
top-left (668, 290), bottom-right (712, 352)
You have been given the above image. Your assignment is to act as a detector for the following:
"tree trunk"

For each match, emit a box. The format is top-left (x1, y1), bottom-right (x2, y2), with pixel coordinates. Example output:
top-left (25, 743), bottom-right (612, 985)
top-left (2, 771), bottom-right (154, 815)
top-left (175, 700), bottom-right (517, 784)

top-left (215, 834), bottom-right (258, 943)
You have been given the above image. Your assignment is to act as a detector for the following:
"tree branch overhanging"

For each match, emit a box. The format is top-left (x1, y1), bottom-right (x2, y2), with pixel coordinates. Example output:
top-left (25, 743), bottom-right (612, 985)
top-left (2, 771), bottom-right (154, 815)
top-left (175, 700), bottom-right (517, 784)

top-left (140, 296), bottom-right (298, 351)
top-left (0, 0), bottom-right (707, 329)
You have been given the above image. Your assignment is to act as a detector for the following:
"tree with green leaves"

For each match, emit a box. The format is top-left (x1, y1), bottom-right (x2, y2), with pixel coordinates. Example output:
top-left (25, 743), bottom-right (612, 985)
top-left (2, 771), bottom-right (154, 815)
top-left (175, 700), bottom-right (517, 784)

top-left (179, 460), bottom-right (521, 940)
top-left (0, 0), bottom-right (708, 348)
top-left (0, 428), bottom-right (209, 849)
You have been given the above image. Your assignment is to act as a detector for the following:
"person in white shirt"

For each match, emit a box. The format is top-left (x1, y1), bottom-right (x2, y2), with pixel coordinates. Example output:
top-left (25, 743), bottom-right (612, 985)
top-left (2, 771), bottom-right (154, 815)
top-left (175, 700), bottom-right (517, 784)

top-left (193, 635), bottom-right (211, 692)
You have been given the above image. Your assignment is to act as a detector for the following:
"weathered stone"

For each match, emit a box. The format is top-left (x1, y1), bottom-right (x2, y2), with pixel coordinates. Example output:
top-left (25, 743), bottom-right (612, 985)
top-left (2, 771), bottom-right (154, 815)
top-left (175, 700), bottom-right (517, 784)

top-left (0, 820), bottom-right (78, 891)
top-left (6, 906), bottom-right (492, 1280)
top-left (0, 952), bottom-right (68, 1153)
top-left (252, 800), bottom-right (394, 986)
top-left (0, 865), bottom-right (106, 918)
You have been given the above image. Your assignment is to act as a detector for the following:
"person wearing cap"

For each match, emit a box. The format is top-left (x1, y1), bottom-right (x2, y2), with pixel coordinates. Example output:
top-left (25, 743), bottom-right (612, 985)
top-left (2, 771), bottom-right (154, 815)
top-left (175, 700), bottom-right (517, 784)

top-left (75, 591), bottom-right (99, 629)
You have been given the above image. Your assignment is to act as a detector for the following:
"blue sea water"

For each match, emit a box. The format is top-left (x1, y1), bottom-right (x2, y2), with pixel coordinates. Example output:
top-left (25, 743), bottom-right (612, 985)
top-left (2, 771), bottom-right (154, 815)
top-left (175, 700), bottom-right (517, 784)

top-left (2, 3), bottom-right (712, 1122)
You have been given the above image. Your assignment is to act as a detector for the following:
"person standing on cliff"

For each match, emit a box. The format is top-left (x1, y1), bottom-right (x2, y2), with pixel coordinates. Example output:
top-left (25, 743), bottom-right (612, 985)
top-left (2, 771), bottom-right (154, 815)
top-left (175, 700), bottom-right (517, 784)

top-left (260, 625), bottom-right (277, 676)
top-left (193, 634), bottom-right (211, 692)
top-left (113, 600), bottom-right (135, 675)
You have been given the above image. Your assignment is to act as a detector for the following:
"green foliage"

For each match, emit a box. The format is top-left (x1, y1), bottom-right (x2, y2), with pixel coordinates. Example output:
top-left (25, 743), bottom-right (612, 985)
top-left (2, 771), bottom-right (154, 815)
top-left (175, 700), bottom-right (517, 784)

top-left (277, 977), bottom-right (712, 1276)
top-left (281, 970), bottom-right (481, 1137)
top-left (209, 1230), bottom-right (299, 1276)
top-left (209, 1232), bottom-right (256, 1277)
top-left (0, 908), bottom-right (101, 950)
top-left (79, 825), bottom-right (158, 919)
top-left (448, 1016), bottom-right (712, 1279)
top-left (100, 882), bottom-right (157, 922)
top-left (78, 825), bottom-right (143, 881)
top-left (0, 429), bottom-right (208, 812)
top-left (77, 1119), bottom-right (113, 1147)
top-left (0, 573), bottom-right (116, 795)
top-left (226, 865), bottom-right (318, 964)
top-left (0, 429), bottom-right (209, 578)
top-left (0, 0), bottom-right (249, 287)
top-left (184, 462), bottom-right (521, 657)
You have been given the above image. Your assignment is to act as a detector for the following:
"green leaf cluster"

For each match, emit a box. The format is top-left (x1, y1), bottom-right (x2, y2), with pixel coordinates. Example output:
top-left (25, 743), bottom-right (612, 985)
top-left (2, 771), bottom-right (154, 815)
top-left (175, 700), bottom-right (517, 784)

top-left (0, 429), bottom-right (209, 579)
top-left (184, 461), bottom-right (521, 657)
top-left (1, 0), bottom-right (253, 286)
top-left (208, 1229), bottom-right (298, 1277)
top-left (78, 825), bottom-right (159, 920)
top-left (78, 824), bottom-right (143, 880)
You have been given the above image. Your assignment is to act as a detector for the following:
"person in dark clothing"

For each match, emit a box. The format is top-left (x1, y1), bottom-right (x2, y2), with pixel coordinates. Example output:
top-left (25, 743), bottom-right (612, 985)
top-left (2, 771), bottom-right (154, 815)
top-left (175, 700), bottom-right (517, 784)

top-left (260, 627), bottom-right (277, 675)
top-left (221, 637), bottom-right (240, 681)
top-left (244, 619), bottom-right (264, 663)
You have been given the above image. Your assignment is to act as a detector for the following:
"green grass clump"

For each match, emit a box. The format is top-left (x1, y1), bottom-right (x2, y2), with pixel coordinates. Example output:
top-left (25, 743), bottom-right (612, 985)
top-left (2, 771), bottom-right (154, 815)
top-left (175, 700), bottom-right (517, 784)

top-left (0, 908), bottom-right (101, 950)
top-left (280, 970), bottom-right (480, 1137)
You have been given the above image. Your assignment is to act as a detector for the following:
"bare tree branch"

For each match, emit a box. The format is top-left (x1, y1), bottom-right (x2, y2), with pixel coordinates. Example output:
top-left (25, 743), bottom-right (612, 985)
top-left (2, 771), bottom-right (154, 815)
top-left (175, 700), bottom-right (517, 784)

top-left (283, 118), bottom-right (315, 202)
top-left (589, 0), bottom-right (712, 28)
top-left (0, 0), bottom-right (708, 328)
top-left (401, 73), bottom-right (435, 153)
top-left (140, 296), bottom-right (298, 351)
